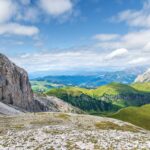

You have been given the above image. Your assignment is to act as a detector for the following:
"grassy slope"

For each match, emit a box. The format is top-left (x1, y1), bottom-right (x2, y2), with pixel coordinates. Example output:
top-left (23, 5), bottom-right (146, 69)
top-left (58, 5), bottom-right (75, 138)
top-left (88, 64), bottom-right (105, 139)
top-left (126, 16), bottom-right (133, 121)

top-left (47, 83), bottom-right (138, 97)
top-left (110, 104), bottom-right (150, 130)
top-left (92, 83), bottom-right (138, 96)
top-left (46, 83), bottom-right (150, 108)
top-left (131, 82), bottom-right (150, 92)
top-left (46, 86), bottom-right (121, 113)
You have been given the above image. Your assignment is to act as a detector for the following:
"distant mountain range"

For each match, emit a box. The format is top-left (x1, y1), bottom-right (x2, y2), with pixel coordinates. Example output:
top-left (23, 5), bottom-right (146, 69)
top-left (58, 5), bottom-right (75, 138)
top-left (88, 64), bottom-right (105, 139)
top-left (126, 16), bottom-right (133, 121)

top-left (30, 67), bottom-right (147, 90)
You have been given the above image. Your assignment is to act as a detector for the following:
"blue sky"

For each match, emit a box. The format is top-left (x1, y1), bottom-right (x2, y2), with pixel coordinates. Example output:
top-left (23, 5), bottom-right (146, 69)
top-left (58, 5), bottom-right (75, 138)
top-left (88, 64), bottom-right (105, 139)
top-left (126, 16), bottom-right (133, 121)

top-left (0, 0), bottom-right (150, 74)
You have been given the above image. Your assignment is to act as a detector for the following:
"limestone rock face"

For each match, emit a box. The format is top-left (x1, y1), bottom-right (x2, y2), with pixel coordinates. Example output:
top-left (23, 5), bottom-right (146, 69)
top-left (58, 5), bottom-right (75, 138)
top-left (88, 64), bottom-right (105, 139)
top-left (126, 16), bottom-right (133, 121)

top-left (0, 53), bottom-right (36, 111)
top-left (135, 69), bottom-right (150, 83)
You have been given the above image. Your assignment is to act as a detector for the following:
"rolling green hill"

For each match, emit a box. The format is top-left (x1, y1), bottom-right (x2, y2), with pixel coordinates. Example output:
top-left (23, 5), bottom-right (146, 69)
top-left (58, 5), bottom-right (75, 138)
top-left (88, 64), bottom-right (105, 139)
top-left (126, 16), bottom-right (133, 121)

top-left (46, 83), bottom-right (150, 113)
top-left (110, 104), bottom-right (150, 130)
top-left (131, 82), bottom-right (150, 92)
top-left (46, 87), bottom-right (120, 113)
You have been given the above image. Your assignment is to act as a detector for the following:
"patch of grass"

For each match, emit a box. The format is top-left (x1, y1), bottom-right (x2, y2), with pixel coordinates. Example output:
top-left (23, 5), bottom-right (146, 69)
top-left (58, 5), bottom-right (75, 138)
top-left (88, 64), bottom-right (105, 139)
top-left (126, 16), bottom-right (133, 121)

top-left (110, 104), bottom-right (150, 130)
top-left (66, 141), bottom-right (75, 150)
top-left (95, 121), bottom-right (138, 132)
top-left (30, 120), bottom-right (53, 126)
top-left (34, 144), bottom-right (43, 150)
top-left (0, 129), bottom-right (5, 135)
top-left (56, 113), bottom-right (70, 120)
top-left (12, 124), bottom-right (24, 130)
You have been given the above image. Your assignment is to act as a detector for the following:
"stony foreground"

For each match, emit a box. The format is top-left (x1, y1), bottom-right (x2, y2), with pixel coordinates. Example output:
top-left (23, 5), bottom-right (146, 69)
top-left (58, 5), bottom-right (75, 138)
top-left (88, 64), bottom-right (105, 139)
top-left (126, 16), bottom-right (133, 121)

top-left (0, 113), bottom-right (150, 150)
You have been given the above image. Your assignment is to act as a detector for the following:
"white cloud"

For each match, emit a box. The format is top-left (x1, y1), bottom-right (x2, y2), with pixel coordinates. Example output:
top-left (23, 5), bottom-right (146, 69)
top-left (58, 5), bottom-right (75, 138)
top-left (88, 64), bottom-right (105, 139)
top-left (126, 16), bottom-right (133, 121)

top-left (95, 29), bottom-right (150, 51)
top-left (144, 42), bottom-right (150, 51)
top-left (93, 34), bottom-right (120, 41)
top-left (113, 0), bottom-right (150, 28)
top-left (105, 48), bottom-right (128, 60)
top-left (11, 51), bottom-right (107, 72)
top-left (39, 0), bottom-right (73, 16)
top-left (0, 23), bottom-right (39, 36)
top-left (0, 0), bottom-right (17, 23)
top-left (129, 57), bottom-right (148, 65)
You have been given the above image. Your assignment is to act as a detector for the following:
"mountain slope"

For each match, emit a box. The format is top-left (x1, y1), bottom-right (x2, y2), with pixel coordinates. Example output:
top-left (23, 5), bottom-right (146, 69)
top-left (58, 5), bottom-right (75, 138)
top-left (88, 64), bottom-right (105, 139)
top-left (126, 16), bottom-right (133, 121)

top-left (1, 112), bottom-right (150, 149)
top-left (31, 69), bottom-right (140, 89)
top-left (131, 82), bottom-right (150, 92)
top-left (0, 102), bottom-right (24, 115)
top-left (34, 96), bottom-right (83, 113)
top-left (46, 87), bottom-right (120, 113)
top-left (46, 83), bottom-right (150, 113)
top-left (135, 69), bottom-right (150, 83)
top-left (110, 104), bottom-right (150, 130)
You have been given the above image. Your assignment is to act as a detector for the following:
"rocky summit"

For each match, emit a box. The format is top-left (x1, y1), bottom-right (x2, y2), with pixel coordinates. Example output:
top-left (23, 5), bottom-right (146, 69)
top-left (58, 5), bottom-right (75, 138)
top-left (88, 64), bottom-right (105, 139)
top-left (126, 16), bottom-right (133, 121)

top-left (0, 53), bottom-right (54, 113)
top-left (135, 69), bottom-right (150, 83)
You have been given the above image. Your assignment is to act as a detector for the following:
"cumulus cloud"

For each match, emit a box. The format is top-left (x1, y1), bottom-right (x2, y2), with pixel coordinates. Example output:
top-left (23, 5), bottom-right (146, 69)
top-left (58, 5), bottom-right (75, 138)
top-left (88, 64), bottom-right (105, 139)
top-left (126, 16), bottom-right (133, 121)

top-left (129, 57), bottom-right (148, 65)
top-left (93, 34), bottom-right (120, 41)
top-left (0, 0), bottom-right (76, 36)
top-left (105, 48), bottom-right (128, 60)
top-left (144, 42), bottom-right (150, 51)
top-left (11, 51), bottom-right (107, 72)
top-left (0, 23), bottom-right (39, 36)
top-left (39, 0), bottom-right (73, 16)
top-left (113, 0), bottom-right (150, 28)
top-left (0, 0), bottom-right (17, 23)
top-left (0, 0), bottom-right (40, 36)
top-left (93, 29), bottom-right (150, 67)
top-left (95, 29), bottom-right (150, 51)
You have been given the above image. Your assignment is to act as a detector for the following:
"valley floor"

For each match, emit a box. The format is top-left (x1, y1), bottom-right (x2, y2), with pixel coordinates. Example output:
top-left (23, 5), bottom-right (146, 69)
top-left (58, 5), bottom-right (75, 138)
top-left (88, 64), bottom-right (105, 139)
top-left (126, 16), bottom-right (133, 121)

top-left (0, 113), bottom-right (150, 150)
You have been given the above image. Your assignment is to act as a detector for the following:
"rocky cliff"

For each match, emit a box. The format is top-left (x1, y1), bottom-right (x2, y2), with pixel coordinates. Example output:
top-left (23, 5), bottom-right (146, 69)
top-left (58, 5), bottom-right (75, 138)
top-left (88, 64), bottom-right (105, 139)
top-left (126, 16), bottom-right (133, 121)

top-left (0, 53), bottom-right (83, 114)
top-left (135, 69), bottom-right (150, 83)
top-left (0, 53), bottom-right (38, 111)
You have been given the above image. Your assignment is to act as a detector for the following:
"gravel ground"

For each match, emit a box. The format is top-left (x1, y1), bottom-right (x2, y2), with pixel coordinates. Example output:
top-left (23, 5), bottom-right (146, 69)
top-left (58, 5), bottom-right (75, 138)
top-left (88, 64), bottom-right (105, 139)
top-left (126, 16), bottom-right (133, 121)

top-left (0, 113), bottom-right (150, 150)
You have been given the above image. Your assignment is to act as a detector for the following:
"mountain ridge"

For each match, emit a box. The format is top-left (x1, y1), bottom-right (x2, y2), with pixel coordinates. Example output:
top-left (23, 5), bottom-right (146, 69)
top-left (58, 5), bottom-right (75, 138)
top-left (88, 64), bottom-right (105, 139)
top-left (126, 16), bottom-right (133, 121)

top-left (135, 69), bottom-right (150, 83)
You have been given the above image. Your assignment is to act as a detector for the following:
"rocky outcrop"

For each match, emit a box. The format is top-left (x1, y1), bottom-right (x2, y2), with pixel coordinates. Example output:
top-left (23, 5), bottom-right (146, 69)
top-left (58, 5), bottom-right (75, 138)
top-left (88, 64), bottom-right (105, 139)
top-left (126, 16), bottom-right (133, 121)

top-left (135, 69), bottom-right (150, 83)
top-left (34, 96), bottom-right (83, 113)
top-left (0, 101), bottom-right (24, 115)
top-left (0, 53), bottom-right (83, 114)
top-left (0, 53), bottom-right (38, 111)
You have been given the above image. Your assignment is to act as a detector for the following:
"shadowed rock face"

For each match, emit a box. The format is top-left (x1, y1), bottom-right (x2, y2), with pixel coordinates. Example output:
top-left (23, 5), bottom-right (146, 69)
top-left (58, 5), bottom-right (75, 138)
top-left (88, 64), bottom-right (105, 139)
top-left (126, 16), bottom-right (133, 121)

top-left (0, 53), bottom-right (81, 114)
top-left (0, 53), bottom-right (36, 111)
